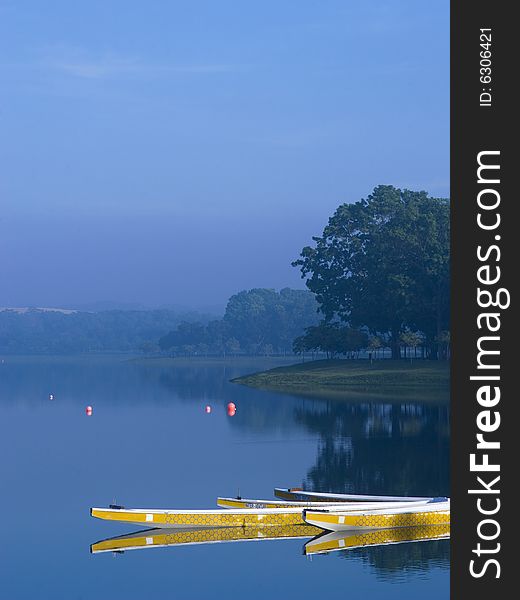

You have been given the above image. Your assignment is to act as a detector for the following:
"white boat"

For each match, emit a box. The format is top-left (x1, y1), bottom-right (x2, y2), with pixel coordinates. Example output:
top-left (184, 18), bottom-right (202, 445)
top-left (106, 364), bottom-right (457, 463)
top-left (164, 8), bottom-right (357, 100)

top-left (275, 487), bottom-right (431, 503)
top-left (216, 497), bottom-right (431, 509)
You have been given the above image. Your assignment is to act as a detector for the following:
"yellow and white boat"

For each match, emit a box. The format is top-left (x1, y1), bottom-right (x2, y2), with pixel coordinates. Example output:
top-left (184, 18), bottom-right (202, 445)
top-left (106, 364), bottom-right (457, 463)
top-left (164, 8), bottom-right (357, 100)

top-left (275, 487), bottom-right (430, 503)
top-left (304, 524), bottom-right (450, 555)
top-left (91, 506), bottom-right (309, 528)
top-left (91, 524), bottom-right (321, 554)
top-left (303, 499), bottom-right (450, 532)
top-left (91, 500), bottom-right (435, 529)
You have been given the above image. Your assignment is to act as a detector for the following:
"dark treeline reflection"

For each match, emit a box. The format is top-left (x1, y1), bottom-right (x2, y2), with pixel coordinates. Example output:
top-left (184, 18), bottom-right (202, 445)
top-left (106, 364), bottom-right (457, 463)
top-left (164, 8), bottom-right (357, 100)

top-left (343, 539), bottom-right (450, 581)
top-left (297, 401), bottom-right (449, 497)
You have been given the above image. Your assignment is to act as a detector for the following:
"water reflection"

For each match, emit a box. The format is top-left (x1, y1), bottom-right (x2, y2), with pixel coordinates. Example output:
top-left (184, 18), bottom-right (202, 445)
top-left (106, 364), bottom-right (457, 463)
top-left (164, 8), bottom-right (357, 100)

top-left (91, 524), bottom-right (321, 554)
top-left (91, 522), bottom-right (450, 583)
top-left (344, 536), bottom-right (450, 582)
top-left (1, 357), bottom-right (449, 598)
top-left (150, 360), bottom-right (450, 500)
top-left (304, 525), bottom-right (450, 556)
top-left (295, 401), bottom-right (449, 498)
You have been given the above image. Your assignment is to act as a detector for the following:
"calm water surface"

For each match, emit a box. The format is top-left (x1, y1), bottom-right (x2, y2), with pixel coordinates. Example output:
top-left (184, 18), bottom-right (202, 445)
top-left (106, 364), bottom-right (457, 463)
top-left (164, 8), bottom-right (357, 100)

top-left (0, 356), bottom-right (449, 599)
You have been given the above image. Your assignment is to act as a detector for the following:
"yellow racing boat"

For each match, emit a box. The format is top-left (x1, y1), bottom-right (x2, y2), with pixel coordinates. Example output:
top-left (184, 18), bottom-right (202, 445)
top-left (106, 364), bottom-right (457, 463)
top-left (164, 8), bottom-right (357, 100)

top-left (91, 500), bottom-right (435, 529)
top-left (303, 499), bottom-right (450, 531)
top-left (91, 506), bottom-right (309, 528)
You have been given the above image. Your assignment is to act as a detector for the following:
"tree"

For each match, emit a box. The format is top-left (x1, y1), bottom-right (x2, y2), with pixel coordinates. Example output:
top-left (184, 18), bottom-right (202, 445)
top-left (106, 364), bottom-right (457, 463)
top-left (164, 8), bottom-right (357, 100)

top-left (139, 340), bottom-right (160, 354)
top-left (263, 344), bottom-right (274, 356)
top-left (223, 288), bottom-right (319, 354)
top-left (225, 337), bottom-right (241, 356)
top-left (159, 321), bottom-right (207, 353)
top-left (205, 319), bottom-right (229, 354)
top-left (158, 288), bottom-right (319, 356)
top-left (293, 186), bottom-right (450, 359)
top-left (0, 308), bottom-right (209, 355)
top-left (293, 321), bottom-right (368, 359)
top-left (367, 335), bottom-right (383, 359)
top-left (293, 335), bottom-right (309, 361)
top-left (400, 330), bottom-right (424, 361)
top-left (435, 330), bottom-right (451, 360)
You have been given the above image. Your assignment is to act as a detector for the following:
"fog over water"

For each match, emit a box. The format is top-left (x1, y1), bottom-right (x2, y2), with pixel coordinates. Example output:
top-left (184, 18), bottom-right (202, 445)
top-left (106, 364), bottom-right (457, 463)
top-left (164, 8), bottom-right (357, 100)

top-left (1, 0), bottom-right (449, 308)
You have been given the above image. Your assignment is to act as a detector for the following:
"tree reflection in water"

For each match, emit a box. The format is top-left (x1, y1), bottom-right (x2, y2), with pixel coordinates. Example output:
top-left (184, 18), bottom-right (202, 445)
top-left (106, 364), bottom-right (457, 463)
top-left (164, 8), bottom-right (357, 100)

top-left (339, 538), bottom-right (450, 581)
top-left (296, 400), bottom-right (449, 498)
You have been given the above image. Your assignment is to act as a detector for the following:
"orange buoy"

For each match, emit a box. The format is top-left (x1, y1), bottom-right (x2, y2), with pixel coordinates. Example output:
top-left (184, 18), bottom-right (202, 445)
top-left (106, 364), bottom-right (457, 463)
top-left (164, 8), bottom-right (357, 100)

top-left (85, 405), bottom-right (93, 416)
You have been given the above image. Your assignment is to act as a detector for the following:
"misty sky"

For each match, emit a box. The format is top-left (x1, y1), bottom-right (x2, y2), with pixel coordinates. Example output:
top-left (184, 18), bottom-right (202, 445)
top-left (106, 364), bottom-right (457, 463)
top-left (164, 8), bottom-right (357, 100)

top-left (1, 1), bottom-right (449, 311)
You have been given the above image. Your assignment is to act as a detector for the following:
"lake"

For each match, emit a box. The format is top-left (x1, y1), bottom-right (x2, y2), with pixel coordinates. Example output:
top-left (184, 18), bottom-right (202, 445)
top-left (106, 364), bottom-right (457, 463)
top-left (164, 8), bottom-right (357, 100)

top-left (0, 355), bottom-right (449, 599)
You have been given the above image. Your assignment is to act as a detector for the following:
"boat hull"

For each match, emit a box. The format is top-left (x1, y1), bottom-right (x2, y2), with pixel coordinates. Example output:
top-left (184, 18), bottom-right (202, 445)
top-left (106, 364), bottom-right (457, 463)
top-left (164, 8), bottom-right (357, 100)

top-left (217, 498), bottom-right (433, 511)
top-left (91, 507), bottom-right (309, 528)
top-left (217, 497), bottom-right (319, 509)
top-left (303, 503), bottom-right (450, 532)
top-left (92, 500), bottom-right (436, 529)
top-left (275, 488), bottom-right (430, 503)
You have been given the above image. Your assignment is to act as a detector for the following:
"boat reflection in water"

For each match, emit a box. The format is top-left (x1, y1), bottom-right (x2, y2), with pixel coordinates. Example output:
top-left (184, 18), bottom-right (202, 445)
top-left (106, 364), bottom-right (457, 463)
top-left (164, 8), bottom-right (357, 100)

top-left (91, 523), bottom-right (450, 560)
top-left (91, 524), bottom-right (321, 554)
top-left (304, 524), bottom-right (450, 556)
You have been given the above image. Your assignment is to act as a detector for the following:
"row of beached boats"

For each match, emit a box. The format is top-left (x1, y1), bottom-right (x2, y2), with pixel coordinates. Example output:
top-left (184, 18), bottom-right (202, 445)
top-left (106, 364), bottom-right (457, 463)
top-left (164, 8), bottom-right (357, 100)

top-left (91, 487), bottom-right (450, 533)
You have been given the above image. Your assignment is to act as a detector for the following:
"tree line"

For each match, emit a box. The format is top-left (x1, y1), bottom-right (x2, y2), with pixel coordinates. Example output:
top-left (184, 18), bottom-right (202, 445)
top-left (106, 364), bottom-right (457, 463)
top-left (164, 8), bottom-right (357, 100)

top-left (293, 185), bottom-right (450, 359)
top-left (158, 288), bottom-right (320, 356)
top-left (0, 309), bottom-right (207, 355)
top-left (151, 185), bottom-right (451, 360)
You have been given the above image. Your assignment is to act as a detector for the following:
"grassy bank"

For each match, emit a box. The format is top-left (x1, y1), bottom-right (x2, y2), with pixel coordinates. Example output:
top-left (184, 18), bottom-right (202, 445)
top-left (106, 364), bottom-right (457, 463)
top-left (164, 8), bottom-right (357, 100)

top-left (232, 359), bottom-right (450, 394)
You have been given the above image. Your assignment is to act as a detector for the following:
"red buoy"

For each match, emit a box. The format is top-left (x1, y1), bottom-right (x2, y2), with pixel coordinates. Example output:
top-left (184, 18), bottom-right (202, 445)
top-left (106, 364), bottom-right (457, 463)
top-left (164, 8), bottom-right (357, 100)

top-left (227, 402), bottom-right (236, 417)
top-left (205, 405), bottom-right (212, 414)
top-left (85, 405), bottom-right (93, 416)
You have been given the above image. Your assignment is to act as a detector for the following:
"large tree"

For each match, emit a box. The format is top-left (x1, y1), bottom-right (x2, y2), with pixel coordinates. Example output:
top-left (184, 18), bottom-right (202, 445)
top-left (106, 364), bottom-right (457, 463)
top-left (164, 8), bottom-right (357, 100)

top-left (224, 287), bottom-right (319, 353)
top-left (293, 185), bottom-right (449, 358)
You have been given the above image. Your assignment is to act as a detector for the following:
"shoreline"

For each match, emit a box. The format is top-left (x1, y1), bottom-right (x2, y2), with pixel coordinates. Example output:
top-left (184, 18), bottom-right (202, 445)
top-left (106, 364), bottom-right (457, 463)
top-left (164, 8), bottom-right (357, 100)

top-left (231, 359), bottom-right (450, 399)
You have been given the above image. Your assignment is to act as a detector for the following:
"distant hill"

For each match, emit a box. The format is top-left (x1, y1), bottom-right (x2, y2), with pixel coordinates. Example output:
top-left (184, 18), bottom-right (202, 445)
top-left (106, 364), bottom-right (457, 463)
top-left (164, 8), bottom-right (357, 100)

top-left (0, 306), bottom-right (77, 314)
top-left (0, 308), bottom-right (210, 355)
top-left (61, 301), bottom-right (150, 312)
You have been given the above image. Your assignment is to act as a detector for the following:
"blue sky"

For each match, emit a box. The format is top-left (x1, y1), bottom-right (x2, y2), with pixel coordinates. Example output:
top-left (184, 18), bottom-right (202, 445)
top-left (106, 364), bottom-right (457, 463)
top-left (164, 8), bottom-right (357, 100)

top-left (0, 1), bottom-right (449, 310)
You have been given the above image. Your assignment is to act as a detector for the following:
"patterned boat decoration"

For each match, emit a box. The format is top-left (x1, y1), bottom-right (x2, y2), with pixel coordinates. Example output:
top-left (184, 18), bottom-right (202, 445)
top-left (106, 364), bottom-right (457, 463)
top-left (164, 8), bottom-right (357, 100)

top-left (91, 500), bottom-right (436, 529)
top-left (303, 499), bottom-right (450, 531)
